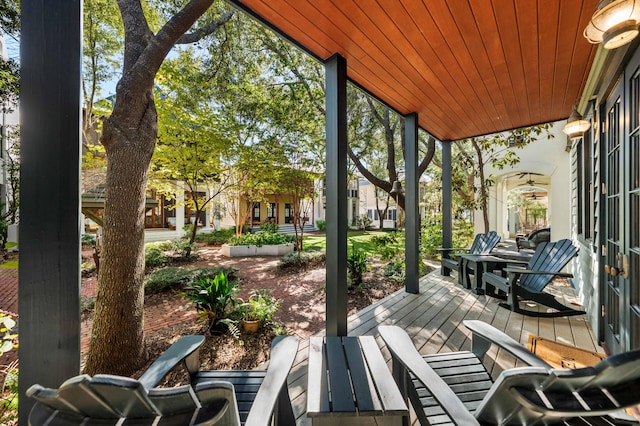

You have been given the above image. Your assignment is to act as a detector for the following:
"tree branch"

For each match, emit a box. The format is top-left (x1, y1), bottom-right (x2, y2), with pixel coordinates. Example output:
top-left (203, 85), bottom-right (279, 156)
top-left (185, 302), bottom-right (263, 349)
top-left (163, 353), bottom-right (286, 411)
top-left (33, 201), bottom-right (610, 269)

top-left (176, 9), bottom-right (235, 44)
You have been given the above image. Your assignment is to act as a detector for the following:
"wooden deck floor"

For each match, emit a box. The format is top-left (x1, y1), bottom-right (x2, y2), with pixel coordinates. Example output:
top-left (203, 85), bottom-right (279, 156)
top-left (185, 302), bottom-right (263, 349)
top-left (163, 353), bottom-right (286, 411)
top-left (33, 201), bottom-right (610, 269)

top-left (286, 270), bottom-right (601, 425)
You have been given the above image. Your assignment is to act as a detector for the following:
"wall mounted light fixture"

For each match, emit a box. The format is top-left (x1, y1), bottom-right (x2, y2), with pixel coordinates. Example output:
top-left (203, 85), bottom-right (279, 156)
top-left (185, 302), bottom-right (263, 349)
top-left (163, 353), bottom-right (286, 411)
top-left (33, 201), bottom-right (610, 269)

top-left (584, 0), bottom-right (640, 49)
top-left (562, 107), bottom-right (591, 140)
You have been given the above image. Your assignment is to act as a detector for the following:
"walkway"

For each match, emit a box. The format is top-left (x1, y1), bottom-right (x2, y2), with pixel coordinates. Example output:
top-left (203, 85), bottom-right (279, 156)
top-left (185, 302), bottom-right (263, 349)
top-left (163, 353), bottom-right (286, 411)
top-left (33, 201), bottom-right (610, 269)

top-left (0, 265), bottom-right (198, 365)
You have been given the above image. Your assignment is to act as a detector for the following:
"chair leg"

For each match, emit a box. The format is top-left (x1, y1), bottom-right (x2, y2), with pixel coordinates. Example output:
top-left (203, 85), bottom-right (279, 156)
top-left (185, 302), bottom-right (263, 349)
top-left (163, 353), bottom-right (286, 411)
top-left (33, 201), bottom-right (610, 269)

top-left (275, 385), bottom-right (295, 426)
top-left (500, 286), bottom-right (586, 318)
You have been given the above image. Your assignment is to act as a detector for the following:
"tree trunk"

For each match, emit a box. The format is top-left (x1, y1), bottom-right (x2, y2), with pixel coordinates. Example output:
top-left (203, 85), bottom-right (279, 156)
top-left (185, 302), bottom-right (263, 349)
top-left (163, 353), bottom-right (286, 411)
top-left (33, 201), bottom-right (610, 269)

top-left (471, 138), bottom-right (490, 233)
top-left (83, 89), bottom-right (157, 375)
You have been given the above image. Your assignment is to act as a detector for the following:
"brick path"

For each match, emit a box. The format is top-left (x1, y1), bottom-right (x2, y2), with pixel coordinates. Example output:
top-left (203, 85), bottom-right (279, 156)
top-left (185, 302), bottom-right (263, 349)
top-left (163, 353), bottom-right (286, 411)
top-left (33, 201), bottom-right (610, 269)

top-left (0, 266), bottom-right (199, 365)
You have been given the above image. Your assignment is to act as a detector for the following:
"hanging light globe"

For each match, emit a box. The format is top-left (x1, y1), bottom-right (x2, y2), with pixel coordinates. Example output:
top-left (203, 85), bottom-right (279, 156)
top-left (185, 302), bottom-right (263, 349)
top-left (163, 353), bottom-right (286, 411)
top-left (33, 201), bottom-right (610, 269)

top-left (584, 0), bottom-right (640, 49)
top-left (563, 108), bottom-right (591, 140)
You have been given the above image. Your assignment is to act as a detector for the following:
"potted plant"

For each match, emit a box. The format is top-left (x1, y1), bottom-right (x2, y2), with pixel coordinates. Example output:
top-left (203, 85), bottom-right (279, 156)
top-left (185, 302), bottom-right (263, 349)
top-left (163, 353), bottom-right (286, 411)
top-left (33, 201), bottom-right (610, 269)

top-left (184, 272), bottom-right (239, 334)
top-left (241, 289), bottom-right (281, 333)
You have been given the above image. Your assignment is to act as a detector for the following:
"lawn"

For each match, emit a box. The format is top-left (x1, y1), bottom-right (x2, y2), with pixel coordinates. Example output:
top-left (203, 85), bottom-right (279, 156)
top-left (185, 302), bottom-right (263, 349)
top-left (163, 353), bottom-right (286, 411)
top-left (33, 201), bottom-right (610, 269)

top-left (303, 230), bottom-right (403, 256)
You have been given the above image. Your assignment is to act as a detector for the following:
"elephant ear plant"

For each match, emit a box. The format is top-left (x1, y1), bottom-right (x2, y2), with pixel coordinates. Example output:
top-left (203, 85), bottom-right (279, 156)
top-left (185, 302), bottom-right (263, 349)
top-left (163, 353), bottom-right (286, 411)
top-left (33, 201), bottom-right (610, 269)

top-left (184, 272), bottom-right (240, 334)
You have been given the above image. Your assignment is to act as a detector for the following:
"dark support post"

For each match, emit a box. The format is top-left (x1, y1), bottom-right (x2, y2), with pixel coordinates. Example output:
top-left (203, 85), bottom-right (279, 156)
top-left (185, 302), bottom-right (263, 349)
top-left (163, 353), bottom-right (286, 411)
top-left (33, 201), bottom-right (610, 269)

top-left (19, 1), bottom-right (82, 423)
top-left (441, 141), bottom-right (453, 275)
top-left (325, 54), bottom-right (348, 336)
top-left (404, 113), bottom-right (419, 294)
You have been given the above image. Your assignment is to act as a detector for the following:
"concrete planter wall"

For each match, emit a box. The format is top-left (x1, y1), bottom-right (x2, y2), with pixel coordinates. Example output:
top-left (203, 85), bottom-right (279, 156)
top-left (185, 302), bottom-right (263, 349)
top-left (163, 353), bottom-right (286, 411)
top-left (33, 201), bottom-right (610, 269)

top-left (221, 243), bottom-right (294, 257)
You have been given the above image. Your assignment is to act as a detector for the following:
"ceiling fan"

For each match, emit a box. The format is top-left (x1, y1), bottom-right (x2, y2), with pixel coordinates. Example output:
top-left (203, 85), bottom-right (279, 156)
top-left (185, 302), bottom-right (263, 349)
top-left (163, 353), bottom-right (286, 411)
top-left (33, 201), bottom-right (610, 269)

top-left (517, 172), bottom-right (547, 186)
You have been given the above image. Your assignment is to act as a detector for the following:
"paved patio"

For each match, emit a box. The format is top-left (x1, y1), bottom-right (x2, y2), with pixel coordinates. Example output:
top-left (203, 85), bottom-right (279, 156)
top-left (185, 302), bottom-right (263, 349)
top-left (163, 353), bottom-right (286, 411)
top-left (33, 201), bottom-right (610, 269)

top-left (287, 270), bottom-right (599, 425)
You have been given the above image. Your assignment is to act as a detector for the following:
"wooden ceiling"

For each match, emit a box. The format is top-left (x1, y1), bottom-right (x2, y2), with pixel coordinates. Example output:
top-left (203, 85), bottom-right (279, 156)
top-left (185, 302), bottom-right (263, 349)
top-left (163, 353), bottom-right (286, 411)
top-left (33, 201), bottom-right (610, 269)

top-left (229, 0), bottom-right (599, 141)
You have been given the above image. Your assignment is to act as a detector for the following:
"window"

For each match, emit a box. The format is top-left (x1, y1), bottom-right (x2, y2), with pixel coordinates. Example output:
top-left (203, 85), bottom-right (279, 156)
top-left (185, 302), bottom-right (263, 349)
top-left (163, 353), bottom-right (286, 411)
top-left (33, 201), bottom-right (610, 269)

top-left (253, 202), bottom-right (260, 222)
top-left (267, 203), bottom-right (276, 219)
top-left (284, 203), bottom-right (293, 224)
top-left (386, 209), bottom-right (396, 221)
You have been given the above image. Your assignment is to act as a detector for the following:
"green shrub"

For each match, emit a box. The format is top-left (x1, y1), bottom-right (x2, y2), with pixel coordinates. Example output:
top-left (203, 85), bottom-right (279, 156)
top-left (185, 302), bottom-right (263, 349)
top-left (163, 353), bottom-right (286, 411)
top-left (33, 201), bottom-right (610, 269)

top-left (346, 243), bottom-right (368, 288)
top-left (421, 220), bottom-right (473, 258)
top-left (277, 250), bottom-right (326, 271)
top-left (144, 266), bottom-right (238, 294)
top-left (171, 238), bottom-right (199, 259)
top-left (145, 246), bottom-right (169, 268)
top-left (144, 239), bottom-right (198, 268)
top-left (195, 228), bottom-right (235, 245)
top-left (81, 233), bottom-right (96, 245)
top-left (81, 296), bottom-right (96, 313)
top-left (228, 232), bottom-right (294, 247)
top-left (315, 219), bottom-right (326, 231)
top-left (259, 222), bottom-right (279, 234)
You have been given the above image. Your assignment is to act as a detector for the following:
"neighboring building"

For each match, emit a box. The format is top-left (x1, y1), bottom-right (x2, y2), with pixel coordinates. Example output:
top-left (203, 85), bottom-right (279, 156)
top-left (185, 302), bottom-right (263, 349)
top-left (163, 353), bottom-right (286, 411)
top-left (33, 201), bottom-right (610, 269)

top-left (314, 177), bottom-right (360, 228)
top-left (359, 179), bottom-right (398, 229)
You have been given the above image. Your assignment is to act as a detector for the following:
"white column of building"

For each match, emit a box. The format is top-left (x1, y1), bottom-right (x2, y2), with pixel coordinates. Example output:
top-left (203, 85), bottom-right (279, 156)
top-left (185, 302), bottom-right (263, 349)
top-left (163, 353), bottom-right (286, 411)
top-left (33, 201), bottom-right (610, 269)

top-left (176, 182), bottom-right (185, 235)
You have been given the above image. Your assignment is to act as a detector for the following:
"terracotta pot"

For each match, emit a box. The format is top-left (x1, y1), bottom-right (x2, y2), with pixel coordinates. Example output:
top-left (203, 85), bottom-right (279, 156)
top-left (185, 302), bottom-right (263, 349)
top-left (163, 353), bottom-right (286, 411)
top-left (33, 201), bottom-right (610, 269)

top-left (242, 319), bottom-right (260, 333)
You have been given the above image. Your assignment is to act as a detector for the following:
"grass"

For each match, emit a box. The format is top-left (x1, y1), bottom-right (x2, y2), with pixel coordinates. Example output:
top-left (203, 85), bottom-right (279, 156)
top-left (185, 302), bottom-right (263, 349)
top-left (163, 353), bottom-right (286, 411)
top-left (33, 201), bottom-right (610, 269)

top-left (302, 230), bottom-right (401, 256)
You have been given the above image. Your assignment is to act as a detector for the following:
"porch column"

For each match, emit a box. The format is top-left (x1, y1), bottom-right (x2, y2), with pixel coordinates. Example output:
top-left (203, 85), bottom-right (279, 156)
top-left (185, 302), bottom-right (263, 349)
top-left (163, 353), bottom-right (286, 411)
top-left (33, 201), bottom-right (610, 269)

top-left (325, 53), bottom-right (348, 336)
top-left (19, 1), bottom-right (82, 422)
top-left (176, 182), bottom-right (185, 235)
top-left (404, 113), bottom-right (419, 293)
top-left (441, 141), bottom-right (453, 275)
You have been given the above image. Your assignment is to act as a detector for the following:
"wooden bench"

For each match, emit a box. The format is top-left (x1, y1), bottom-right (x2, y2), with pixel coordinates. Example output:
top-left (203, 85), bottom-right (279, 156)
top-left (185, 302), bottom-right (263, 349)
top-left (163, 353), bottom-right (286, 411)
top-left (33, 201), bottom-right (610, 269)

top-left (307, 336), bottom-right (408, 425)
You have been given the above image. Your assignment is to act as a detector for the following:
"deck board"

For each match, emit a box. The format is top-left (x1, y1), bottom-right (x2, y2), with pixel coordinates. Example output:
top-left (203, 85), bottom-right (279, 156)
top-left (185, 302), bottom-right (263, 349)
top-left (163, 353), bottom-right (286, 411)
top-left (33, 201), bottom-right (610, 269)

top-left (288, 270), bottom-right (602, 425)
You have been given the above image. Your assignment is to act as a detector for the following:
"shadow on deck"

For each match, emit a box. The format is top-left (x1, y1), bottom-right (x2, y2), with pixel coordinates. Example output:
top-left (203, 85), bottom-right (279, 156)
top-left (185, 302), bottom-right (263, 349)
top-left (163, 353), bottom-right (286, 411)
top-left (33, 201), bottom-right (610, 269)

top-left (287, 270), bottom-right (598, 425)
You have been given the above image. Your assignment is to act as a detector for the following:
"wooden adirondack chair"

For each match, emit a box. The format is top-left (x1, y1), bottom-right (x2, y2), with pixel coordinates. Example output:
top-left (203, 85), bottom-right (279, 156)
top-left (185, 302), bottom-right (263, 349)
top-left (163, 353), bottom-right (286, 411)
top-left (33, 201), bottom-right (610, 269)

top-left (482, 239), bottom-right (581, 317)
top-left (379, 321), bottom-right (640, 426)
top-left (27, 335), bottom-right (299, 426)
top-left (440, 231), bottom-right (501, 277)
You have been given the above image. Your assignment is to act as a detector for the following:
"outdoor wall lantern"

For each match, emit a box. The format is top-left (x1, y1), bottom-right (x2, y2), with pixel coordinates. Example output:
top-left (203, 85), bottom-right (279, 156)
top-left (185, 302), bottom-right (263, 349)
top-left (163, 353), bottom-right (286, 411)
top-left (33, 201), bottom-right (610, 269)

top-left (562, 107), bottom-right (591, 140)
top-left (584, 0), bottom-right (640, 49)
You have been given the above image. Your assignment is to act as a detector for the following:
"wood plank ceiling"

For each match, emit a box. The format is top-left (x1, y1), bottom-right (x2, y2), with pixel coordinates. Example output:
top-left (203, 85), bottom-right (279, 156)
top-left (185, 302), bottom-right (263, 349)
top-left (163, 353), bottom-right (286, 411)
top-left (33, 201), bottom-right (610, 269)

top-left (229, 0), bottom-right (598, 141)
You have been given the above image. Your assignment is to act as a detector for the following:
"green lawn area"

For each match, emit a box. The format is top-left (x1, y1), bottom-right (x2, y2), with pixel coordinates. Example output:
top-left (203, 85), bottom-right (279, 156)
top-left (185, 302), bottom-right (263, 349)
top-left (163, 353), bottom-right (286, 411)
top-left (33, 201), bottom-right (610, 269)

top-left (303, 230), bottom-right (402, 256)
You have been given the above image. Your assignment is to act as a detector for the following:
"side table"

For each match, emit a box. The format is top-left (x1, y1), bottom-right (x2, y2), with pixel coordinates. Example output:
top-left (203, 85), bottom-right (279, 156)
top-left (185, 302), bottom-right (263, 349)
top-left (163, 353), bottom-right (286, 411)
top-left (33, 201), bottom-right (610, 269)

top-left (307, 335), bottom-right (408, 425)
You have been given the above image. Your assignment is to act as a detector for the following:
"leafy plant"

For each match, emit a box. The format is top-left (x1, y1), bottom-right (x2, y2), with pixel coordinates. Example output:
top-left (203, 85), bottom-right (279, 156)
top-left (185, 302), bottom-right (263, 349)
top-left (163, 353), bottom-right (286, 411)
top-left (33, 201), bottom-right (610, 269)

top-left (184, 272), bottom-right (239, 324)
top-left (0, 314), bottom-right (18, 356)
top-left (145, 247), bottom-right (169, 268)
top-left (81, 296), bottom-right (96, 314)
top-left (144, 266), bottom-right (238, 294)
top-left (356, 214), bottom-right (373, 230)
top-left (0, 359), bottom-right (18, 424)
top-left (315, 219), bottom-right (326, 231)
top-left (195, 228), bottom-right (235, 245)
top-left (243, 289), bottom-right (281, 324)
top-left (277, 251), bottom-right (326, 271)
top-left (259, 221), bottom-right (279, 234)
top-left (228, 232), bottom-right (294, 247)
top-left (81, 233), bottom-right (97, 246)
top-left (0, 313), bottom-right (19, 424)
top-left (346, 243), bottom-right (368, 288)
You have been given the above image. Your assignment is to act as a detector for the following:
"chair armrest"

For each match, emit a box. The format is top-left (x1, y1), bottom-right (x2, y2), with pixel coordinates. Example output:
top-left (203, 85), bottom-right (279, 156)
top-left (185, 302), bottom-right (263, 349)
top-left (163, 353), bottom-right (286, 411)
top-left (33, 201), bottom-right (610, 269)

top-left (463, 320), bottom-right (552, 369)
top-left (138, 335), bottom-right (205, 390)
top-left (436, 247), bottom-right (470, 253)
top-left (245, 335), bottom-right (299, 426)
top-left (502, 268), bottom-right (573, 278)
top-left (378, 325), bottom-right (481, 425)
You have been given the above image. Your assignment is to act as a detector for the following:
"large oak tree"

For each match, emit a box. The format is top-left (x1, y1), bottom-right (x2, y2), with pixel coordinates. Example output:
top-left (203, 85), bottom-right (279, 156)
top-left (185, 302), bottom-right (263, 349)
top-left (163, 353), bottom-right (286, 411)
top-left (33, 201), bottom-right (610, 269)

top-left (84, 0), bottom-right (234, 375)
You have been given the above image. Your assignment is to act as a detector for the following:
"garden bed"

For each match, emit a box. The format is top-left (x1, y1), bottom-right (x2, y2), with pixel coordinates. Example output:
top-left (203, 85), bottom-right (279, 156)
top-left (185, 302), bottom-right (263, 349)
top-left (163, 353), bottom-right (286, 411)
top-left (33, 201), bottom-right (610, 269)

top-left (221, 243), bottom-right (294, 257)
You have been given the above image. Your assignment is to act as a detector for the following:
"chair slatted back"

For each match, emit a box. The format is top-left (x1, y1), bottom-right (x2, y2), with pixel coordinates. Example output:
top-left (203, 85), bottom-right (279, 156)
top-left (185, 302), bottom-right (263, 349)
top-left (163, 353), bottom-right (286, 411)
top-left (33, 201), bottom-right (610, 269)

top-left (469, 231), bottom-right (500, 255)
top-left (476, 349), bottom-right (640, 425)
top-left (27, 374), bottom-right (237, 425)
top-left (520, 239), bottom-right (578, 293)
